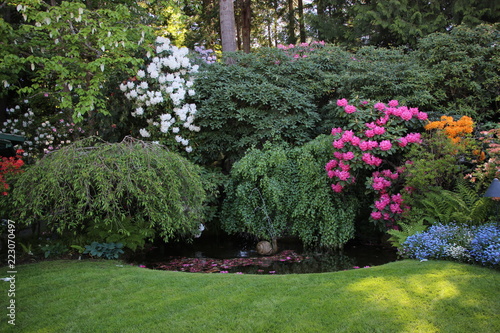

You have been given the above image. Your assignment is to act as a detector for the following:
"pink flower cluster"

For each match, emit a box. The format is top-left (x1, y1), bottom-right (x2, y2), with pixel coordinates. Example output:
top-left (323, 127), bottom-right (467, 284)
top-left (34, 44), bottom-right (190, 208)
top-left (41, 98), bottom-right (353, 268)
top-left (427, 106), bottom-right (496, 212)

top-left (326, 154), bottom-right (356, 192)
top-left (326, 99), bottom-right (427, 192)
top-left (337, 99), bottom-right (357, 114)
top-left (361, 153), bottom-right (382, 166)
top-left (326, 98), bottom-right (428, 227)
top-left (346, 100), bottom-right (428, 123)
top-left (276, 41), bottom-right (326, 60)
top-left (369, 169), bottom-right (409, 223)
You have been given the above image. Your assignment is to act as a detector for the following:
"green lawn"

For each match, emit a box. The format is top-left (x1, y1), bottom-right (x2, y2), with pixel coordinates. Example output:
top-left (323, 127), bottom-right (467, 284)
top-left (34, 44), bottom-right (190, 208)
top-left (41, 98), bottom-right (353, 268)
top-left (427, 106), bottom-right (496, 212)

top-left (0, 259), bottom-right (498, 332)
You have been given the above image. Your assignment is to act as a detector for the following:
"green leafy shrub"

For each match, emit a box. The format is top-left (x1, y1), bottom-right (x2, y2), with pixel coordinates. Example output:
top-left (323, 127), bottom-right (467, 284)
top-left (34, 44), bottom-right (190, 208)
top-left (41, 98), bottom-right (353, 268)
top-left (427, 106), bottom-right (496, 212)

top-left (416, 24), bottom-right (500, 122)
top-left (193, 45), bottom-right (435, 167)
top-left (335, 47), bottom-right (435, 109)
top-left (222, 135), bottom-right (358, 250)
top-left (83, 242), bottom-right (124, 260)
top-left (39, 241), bottom-right (68, 259)
top-left (193, 47), bottom-right (334, 166)
top-left (2, 2), bottom-right (154, 121)
top-left (8, 137), bottom-right (206, 250)
top-left (403, 131), bottom-right (469, 195)
top-left (401, 130), bottom-right (491, 225)
top-left (198, 167), bottom-right (228, 228)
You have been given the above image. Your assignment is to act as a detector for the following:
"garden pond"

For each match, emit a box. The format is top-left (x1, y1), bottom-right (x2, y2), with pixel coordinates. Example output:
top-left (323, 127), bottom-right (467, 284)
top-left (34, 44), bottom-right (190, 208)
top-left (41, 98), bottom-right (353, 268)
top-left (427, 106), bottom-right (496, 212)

top-left (130, 236), bottom-right (398, 274)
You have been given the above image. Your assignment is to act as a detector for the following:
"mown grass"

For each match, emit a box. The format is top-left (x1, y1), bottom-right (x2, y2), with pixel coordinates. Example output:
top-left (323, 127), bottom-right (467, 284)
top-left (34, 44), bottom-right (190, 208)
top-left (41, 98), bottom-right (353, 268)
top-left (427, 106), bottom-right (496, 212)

top-left (0, 259), bottom-right (498, 332)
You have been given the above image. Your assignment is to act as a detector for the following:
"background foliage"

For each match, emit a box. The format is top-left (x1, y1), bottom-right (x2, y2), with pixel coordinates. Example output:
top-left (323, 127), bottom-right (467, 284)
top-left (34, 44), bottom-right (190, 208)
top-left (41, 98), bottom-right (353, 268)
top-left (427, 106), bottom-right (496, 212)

top-left (193, 46), bottom-right (332, 166)
top-left (1, 1), bottom-right (154, 121)
top-left (194, 44), bottom-right (438, 168)
top-left (310, 0), bottom-right (500, 48)
top-left (416, 24), bottom-right (500, 122)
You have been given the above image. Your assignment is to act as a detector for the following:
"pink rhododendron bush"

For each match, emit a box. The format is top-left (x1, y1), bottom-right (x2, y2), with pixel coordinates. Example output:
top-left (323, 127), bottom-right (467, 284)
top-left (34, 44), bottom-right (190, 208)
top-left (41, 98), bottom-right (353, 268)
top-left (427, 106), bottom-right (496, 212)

top-left (326, 98), bottom-right (428, 228)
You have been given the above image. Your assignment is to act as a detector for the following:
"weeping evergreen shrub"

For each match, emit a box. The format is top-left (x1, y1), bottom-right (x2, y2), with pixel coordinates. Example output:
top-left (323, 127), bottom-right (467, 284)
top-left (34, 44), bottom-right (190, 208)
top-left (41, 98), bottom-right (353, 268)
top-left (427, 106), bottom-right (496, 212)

top-left (8, 137), bottom-right (206, 250)
top-left (221, 135), bottom-right (359, 250)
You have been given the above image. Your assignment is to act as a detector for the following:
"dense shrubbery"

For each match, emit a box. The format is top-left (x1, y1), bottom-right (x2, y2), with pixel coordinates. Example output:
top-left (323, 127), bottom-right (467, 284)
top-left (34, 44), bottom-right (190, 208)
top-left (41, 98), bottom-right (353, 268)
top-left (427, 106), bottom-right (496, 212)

top-left (2, 22), bottom-right (499, 256)
top-left (417, 24), bottom-right (500, 122)
top-left (193, 43), bottom-right (436, 167)
top-left (1, 2), bottom-right (154, 121)
top-left (401, 223), bottom-right (500, 268)
top-left (399, 114), bottom-right (494, 227)
top-left (4, 137), bottom-right (206, 250)
top-left (221, 135), bottom-right (358, 250)
top-left (466, 126), bottom-right (500, 193)
top-left (193, 45), bottom-right (334, 166)
top-left (335, 47), bottom-right (435, 109)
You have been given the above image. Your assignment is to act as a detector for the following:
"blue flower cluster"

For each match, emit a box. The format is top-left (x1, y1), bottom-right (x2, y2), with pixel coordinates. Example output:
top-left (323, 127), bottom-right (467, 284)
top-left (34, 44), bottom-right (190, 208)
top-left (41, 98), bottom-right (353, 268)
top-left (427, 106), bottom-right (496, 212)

top-left (402, 223), bottom-right (499, 268)
top-left (470, 224), bottom-right (500, 266)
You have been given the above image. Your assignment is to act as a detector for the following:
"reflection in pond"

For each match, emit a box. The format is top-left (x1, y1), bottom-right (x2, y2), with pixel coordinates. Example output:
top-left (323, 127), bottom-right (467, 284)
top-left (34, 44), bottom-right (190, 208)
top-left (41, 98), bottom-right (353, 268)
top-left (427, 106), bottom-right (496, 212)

top-left (133, 237), bottom-right (398, 274)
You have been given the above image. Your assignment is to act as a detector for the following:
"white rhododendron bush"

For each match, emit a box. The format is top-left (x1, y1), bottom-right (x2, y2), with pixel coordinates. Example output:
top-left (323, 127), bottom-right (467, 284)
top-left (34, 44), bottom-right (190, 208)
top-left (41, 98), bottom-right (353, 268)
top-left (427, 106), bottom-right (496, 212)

top-left (120, 36), bottom-right (201, 153)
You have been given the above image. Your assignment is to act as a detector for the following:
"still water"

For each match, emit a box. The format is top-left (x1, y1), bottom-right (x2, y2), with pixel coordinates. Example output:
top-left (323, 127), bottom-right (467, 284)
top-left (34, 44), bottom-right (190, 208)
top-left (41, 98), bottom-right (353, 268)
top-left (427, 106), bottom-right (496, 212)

top-left (132, 235), bottom-right (398, 274)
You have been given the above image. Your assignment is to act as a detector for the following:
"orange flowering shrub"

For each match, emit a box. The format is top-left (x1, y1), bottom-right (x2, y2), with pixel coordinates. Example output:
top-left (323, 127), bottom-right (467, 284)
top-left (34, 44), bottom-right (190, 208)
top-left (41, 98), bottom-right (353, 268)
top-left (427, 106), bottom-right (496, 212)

top-left (424, 115), bottom-right (481, 165)
top-left (424, 115), bottom-right (474, 144)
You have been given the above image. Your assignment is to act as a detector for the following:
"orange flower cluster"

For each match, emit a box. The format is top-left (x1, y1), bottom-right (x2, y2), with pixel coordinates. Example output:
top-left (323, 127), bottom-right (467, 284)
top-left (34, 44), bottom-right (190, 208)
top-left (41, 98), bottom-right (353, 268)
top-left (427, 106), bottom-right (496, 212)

top-left (472, 149), bottom-right (487, 162)
top-left (424, 115), bottom-right (474, 144)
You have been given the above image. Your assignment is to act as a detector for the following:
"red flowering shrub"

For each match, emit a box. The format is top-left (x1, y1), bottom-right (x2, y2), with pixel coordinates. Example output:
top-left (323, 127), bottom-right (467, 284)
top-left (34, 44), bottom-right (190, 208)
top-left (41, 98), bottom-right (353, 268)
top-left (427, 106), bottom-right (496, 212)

top-left (0, 149), bottom-right (25, 195)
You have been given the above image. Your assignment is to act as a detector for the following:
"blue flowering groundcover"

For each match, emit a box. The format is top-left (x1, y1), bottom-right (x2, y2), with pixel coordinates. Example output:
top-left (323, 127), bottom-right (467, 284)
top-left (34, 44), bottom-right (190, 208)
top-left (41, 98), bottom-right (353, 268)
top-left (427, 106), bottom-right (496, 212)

top-left (401, 223), bottom-right (500, 268)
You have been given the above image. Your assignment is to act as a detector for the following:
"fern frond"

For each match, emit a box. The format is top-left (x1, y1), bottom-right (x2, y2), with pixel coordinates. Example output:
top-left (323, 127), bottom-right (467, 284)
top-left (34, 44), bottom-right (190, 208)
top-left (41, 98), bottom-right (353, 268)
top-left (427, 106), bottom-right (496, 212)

top-left (416, 180), bottom-right (493, 225)
top-left (455, 178), bottom-right (482, 207)
top-left (387, 220), bottom-right (428, 249)
top-left (419, 190), bottom-right (460, 223)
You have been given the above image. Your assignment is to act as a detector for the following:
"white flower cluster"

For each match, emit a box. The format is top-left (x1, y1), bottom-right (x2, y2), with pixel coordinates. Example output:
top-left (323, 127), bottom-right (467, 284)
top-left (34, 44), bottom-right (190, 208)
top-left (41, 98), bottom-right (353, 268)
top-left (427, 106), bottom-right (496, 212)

top-left (2, 105), bottom-right (33, 156)
top-left (3, 105), bottom-right (29, 136)
top-left (445, 244), bottom-right (471, 262)
top-left (2, 105), bottom-right (82, 157)
top-left (119, 36), bottom-right (200, 152)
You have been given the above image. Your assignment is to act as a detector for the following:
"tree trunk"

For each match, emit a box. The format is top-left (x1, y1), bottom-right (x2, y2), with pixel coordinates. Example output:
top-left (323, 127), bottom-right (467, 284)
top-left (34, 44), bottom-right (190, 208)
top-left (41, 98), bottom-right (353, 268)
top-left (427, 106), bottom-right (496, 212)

top-left (286, 0), bottom-right (297, 45)
top-left (236, 17), bottom-right (241, 50)
top-left (317, 0), bottom-right (326, 41)
top-left (298, 0), bottom-right (306, 43)
top-left (267, 22), bottom-right (272, 47)
top-left (220, 0), bottom-right (237, 53)
top-left (241, 0), bottom-right (251, 53)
